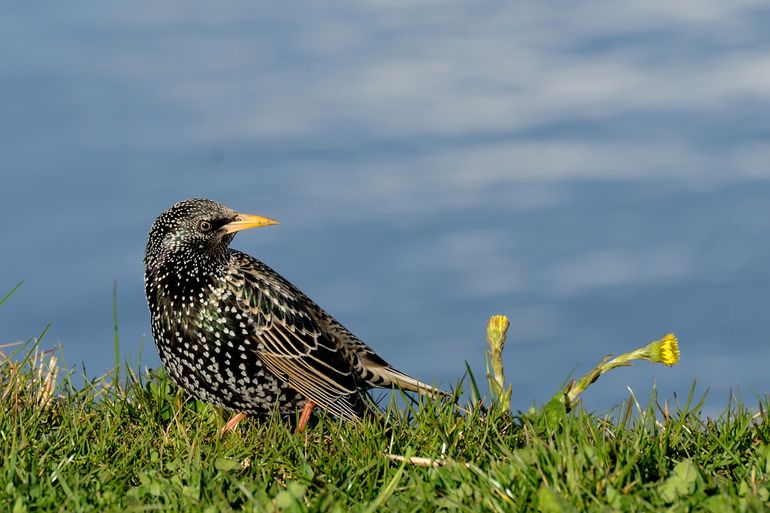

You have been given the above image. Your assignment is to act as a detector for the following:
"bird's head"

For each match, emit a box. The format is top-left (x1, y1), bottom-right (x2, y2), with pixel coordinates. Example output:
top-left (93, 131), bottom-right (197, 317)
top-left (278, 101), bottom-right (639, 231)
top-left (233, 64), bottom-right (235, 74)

top-left (145, 198), bottom-right (278, 269)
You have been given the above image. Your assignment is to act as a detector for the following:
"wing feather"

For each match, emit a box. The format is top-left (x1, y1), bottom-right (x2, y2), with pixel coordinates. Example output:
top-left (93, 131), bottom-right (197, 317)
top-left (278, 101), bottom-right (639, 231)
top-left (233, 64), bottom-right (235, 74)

top-left (226, 255), bottom-right (366, 420)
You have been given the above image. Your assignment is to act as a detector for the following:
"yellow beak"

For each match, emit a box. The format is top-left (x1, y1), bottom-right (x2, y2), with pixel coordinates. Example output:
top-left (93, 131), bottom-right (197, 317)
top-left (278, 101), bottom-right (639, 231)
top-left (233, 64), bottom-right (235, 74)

top-left (221, 213), bottom-right (280, 234)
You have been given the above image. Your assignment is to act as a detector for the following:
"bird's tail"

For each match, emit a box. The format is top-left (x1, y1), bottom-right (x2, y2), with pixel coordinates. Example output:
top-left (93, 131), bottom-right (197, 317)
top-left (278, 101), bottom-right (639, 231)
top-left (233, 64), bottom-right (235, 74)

top-left (365, 362), bottom-right (450, 399)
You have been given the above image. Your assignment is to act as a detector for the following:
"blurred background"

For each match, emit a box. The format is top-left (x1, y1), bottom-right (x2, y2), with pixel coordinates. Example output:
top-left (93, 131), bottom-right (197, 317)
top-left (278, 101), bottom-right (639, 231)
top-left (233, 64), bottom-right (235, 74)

top-left (2, 1), bottom-right (770, 416)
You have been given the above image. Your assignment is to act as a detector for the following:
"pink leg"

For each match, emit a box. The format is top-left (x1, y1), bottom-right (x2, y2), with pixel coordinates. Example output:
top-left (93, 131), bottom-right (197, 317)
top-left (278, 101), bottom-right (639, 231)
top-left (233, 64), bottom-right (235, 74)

top-left (220, 412), bottom-right (247, 436)
top-left (296, 402), bottom-right (317, 433)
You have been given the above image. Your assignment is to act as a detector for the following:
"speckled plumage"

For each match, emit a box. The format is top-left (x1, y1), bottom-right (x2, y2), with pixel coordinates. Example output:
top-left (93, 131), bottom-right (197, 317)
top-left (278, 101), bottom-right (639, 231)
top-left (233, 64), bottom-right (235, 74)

top-left (144, 198), bottom-right (445, 422)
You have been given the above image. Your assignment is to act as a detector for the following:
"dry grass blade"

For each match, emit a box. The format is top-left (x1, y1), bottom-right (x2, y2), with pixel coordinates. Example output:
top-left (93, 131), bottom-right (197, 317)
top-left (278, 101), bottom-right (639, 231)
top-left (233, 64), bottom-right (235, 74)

top-left (1, 345), bottom-right (60, 408)
top-left (386, 453), bottom-right (447, 468)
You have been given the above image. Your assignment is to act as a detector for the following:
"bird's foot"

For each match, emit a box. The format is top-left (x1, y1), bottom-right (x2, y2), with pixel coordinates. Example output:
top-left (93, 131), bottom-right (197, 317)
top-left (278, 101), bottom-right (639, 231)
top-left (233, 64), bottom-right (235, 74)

top-left (220, 412), bottom-right (247, 437)
top-left (296, 402), bottom-right (316, 433)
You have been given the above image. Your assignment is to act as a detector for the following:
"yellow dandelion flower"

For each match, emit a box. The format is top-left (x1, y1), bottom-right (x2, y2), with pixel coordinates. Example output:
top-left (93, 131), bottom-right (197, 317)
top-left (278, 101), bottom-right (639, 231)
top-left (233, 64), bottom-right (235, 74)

top-left (486, 315), bottom-right (510, 353)
top-left (486, 315), bottom-right (511, 411)
top-left (644, 333), bottom-right (680, 366)
top-left (563, 333), bottom-right (681, 408)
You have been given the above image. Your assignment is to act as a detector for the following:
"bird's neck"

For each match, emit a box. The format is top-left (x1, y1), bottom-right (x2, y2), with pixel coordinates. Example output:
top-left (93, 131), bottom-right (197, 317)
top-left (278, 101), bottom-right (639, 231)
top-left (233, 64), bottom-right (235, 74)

top-left (146, 246), bottom-right (231, 300)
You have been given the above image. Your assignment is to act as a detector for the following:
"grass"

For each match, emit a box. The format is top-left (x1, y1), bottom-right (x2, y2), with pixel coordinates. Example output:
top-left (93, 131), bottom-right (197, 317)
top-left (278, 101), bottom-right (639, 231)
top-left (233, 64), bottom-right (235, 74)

top-left (2, 288), bottom-right (770, 512)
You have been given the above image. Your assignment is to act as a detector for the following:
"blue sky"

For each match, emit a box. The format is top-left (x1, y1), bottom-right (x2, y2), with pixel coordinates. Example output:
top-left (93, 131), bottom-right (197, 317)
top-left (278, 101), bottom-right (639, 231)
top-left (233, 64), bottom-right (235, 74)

top-left (3, 1), bottom-right (770, 414)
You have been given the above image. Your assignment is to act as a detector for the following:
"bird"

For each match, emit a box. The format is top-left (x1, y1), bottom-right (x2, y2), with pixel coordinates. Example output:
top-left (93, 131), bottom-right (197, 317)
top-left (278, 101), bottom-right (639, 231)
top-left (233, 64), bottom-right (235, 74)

top-left (144, 198), bottom-right (447, 433)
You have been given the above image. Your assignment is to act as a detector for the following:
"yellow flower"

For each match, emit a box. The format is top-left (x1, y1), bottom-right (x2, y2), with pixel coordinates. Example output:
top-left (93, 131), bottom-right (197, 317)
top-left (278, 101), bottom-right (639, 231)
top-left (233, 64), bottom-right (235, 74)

top-left (486, 315), bottom-right (510, 353)
top-left (644, 333), bottom-right (680, 366)
top-left (486, 314), bottom-right (511, 411)
top-left (563, 333), bottom-right (681, 408)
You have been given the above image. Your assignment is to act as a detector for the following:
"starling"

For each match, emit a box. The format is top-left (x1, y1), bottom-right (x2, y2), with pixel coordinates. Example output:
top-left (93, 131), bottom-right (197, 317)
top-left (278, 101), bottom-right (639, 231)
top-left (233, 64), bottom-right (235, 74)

top-left (144, 198), bottom-right (446, 430)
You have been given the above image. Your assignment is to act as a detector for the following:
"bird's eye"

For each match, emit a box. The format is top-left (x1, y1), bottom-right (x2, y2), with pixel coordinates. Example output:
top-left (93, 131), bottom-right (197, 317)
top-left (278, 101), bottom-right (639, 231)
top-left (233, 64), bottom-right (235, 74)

top-left (197, 220), bottom-right (213, 233)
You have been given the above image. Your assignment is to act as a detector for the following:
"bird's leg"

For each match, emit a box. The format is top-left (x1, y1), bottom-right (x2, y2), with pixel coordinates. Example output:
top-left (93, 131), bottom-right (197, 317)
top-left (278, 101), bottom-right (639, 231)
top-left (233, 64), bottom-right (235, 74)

top-left (220, 412), bottom-right (247, 437)
top-left (296, 402), bottom-right (317, 433)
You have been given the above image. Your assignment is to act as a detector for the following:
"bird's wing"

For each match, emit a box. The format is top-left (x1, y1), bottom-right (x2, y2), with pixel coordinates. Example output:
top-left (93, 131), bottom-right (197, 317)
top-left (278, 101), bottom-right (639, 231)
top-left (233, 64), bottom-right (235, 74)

top-left (311, 309), bottom-right (451, 399)
top-left (225, 255), bottom-right (366, 421)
